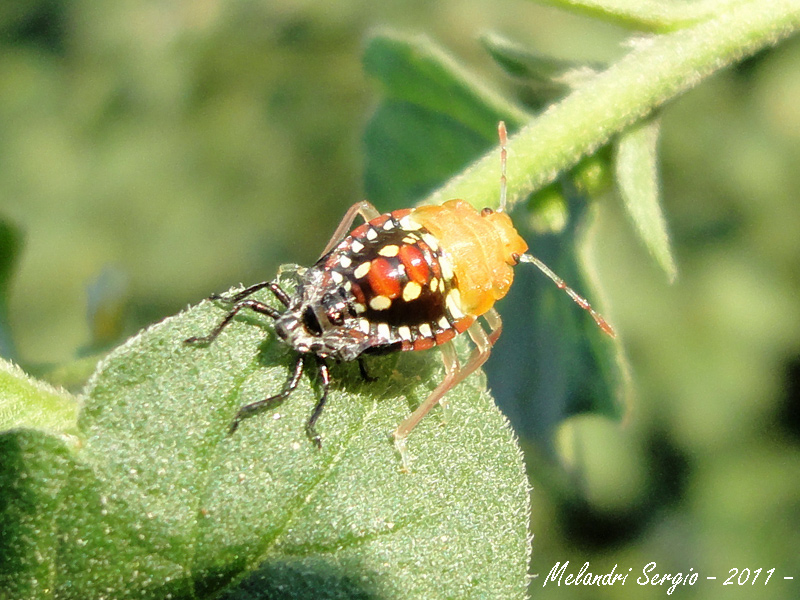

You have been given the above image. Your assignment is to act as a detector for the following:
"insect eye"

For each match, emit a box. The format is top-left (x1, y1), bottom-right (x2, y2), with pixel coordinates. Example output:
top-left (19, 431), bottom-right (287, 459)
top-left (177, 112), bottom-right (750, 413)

top-left (302, 305), bottom-right (323, 335)
top-left (321, 292), bottom-right (345, 326)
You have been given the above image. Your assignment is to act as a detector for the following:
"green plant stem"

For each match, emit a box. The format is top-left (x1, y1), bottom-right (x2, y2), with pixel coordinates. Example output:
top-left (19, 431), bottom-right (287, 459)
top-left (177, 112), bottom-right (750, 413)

top-left (424, 0), bottom-right (800, 210)
top-left (533, 0), bottom-right (749, 31)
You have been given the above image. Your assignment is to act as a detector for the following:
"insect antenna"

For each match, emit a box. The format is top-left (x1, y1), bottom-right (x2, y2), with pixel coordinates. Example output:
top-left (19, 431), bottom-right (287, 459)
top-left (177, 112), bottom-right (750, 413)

top-left (515, 253), bottom-right (616, 337)
top-left (496, 121), bottom-right (615, 337)
top-left (498, 121), bottom-right (508, 213)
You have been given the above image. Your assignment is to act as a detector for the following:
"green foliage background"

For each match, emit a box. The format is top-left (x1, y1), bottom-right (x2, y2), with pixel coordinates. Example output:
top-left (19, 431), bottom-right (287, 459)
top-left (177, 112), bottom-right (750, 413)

top-left (2, 0), bottom-right (800, 598)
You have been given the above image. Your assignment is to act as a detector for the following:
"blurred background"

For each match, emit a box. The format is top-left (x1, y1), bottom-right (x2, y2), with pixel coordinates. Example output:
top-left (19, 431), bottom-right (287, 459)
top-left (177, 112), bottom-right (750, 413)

top-left (1, 1), bottom-right (799, 598)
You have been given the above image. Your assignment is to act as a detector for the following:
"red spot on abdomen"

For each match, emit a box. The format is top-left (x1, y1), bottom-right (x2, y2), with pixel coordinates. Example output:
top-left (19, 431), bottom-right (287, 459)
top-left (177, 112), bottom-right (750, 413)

top-left (398, 244), bottom-right (430, 284)
top-left (367, 257), bottom-right (402, 299)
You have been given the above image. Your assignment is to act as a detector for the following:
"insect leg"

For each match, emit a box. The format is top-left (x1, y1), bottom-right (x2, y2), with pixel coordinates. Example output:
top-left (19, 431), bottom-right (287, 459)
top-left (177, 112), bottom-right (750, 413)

top-left (304, 356), bottom-right (331, 448)
top-left (228, 354), bottom-right (305, 434)
top-left (393, 341), bottom-right (460, 467)
top-left (266, 282), bottom-right (292, 307)
top-left (358, 357), bottom-right (377, 382)
top-left (319, 200), bottom-right (382, 257)
top-left (209, 281), bottom-right (271, 303)
top-left (483, 308), bottom-right (503, 345)
top-left (457, 320), bottom-right (495, 383)
top-left (210, 281), bottom-right (291, 307)
top-left (393, 316), bottom-right (502, 467)
top-left (185, 299), bottom-right (280, 345)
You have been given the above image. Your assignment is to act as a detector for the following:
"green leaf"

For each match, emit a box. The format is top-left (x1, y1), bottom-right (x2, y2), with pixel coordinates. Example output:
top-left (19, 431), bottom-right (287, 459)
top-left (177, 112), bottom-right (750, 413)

top-left (364, 101), bottom-right (493, 207)
top-left (362, 32), bottom-right (530, 207)
top-left (1, 278), bottom-right (531, 599)
top-left (0, 357), bottom-right (79, 436)
top-left (615, 117), bottom-right (678, 282)
top-left (0, 218), bottom-right (22, 361)
top-left (0, 430), bottom-right (172, 598)
top-left (479, 31), bottom-right (603, 101)
top-left (364, 31), bottom-right (529, 133)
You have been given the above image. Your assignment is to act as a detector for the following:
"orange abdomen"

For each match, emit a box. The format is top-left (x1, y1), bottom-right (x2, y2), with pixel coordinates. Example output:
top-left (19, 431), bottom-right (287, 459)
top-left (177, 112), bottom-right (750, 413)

top-left (410, 199), bottom-right (528, 317)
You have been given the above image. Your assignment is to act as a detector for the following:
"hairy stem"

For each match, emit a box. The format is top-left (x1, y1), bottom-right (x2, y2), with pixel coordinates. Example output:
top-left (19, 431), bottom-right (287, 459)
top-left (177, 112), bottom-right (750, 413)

top-left (424, 0), bottom-right (800, 209)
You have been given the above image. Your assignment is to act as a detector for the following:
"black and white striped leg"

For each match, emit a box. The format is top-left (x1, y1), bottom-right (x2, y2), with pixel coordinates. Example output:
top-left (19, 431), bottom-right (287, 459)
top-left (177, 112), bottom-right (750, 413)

top-left (304, 356), bottom-right (331, 449)
top-left (211, 281), bottom-right (291, 307)
top-left (228, 354), bottom-right (305, 434)
top-left (184, 298), bottom-right (281, 346)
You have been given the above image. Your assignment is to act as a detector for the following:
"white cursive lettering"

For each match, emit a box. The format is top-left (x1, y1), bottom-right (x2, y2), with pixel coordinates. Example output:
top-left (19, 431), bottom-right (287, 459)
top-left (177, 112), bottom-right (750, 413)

top-left (543, 562), bottom-right (630, 588)
top-left (638, 562), bottom-right (699, 595)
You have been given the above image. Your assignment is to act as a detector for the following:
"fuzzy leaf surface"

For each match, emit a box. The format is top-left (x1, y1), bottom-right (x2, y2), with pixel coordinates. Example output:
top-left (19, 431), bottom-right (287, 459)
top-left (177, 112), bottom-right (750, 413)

top-left (1, 279), bottom-right (530, 599)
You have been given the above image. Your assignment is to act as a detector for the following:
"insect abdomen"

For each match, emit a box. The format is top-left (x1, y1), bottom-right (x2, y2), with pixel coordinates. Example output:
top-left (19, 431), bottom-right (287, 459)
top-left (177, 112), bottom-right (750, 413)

top-left (409, 199), bottom-right (529, 317)
top-left (319, 208), bottom-right (470, 354)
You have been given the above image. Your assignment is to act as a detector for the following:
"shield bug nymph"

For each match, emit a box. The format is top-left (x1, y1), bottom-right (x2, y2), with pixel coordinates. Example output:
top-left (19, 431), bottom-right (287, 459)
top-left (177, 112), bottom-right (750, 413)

top-left (186, 122), bottom-right (614, 466)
